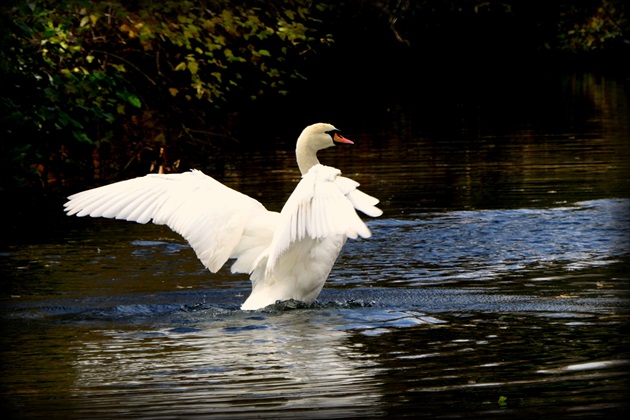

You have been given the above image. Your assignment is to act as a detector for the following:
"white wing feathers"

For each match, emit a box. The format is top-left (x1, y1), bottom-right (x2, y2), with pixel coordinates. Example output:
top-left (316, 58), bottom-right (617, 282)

top-left (64, 170), bottom-right (271, 273)
top-left (65, 166), bottom-right (380, 283)
top-left (333, 176), bottom-right (383, 218)
top-left (263, 164), bottom-right (382, 271)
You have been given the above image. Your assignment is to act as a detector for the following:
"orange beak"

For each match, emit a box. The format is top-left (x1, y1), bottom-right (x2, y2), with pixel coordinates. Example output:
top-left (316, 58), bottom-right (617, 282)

top-left (333, 132), bottom-right (354, 145)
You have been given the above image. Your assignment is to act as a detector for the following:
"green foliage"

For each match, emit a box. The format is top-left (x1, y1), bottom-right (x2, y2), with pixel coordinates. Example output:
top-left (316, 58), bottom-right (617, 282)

top-left (0, 0), bottom-right (331, 196)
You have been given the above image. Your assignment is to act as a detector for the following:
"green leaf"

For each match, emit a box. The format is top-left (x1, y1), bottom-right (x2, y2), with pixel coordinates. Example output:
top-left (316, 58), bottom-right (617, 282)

top-left (127, 94), bottom-right (141, 108)
top-left (111, 63), bottom-right (126, 73)
top-left (72, 130), bottom-right (92, 143)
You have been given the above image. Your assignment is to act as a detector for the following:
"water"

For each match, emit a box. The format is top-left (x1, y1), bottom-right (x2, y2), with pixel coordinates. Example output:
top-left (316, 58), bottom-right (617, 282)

top-left (2, 72), bottom-right (630, 418)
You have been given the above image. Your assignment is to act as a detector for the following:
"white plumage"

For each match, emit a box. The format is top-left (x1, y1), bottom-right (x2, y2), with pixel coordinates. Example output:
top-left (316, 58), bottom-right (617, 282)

top-left (64, 123), bottom-right (382, 310)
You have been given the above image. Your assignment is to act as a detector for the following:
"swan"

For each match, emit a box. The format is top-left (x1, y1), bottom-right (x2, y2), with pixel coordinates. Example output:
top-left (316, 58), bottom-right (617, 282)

top-left (64, 123), bottom-right (382, 310)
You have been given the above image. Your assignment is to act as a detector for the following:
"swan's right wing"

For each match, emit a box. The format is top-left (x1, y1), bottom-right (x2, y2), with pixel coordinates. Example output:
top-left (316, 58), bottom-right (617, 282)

top-left (332, 175), bottom-right (383, 218)
top-left (64, 170), bottom-right (274, 273)
top-left (262, 164), bottom-right (381, 271)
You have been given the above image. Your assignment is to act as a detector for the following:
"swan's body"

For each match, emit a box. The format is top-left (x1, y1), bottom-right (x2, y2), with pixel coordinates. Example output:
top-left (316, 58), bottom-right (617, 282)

top-left (64, 123), bottom-right (382, 310)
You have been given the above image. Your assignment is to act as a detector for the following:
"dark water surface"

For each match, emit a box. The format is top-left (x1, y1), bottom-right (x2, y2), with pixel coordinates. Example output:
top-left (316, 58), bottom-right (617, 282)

top-left (2, 72), bottom-right (629, 418)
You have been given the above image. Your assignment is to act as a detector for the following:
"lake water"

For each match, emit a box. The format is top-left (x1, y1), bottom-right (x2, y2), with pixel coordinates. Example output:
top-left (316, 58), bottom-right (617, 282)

top-left (1, 71), bottom-right (629, 418)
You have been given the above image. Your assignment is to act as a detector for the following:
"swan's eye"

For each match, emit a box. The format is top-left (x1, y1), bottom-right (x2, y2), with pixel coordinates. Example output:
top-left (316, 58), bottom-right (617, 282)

top-left (325, 129), bottom-right (340, 139)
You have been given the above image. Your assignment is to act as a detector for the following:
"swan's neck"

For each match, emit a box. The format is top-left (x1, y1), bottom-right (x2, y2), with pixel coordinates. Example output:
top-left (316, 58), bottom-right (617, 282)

top-left (296, 141), bottom-right (320, 175)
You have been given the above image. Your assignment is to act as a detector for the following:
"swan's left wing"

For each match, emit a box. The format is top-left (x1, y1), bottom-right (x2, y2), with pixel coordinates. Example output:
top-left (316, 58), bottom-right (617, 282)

top-left (265, 164), bottom-right (381, 267)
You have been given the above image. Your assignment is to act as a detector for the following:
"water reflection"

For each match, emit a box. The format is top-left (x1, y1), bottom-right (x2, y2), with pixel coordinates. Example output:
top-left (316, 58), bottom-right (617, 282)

top-left (3, 304), bottom-right (627, 418)
top-left (70, 312), bottom-right (388, 417)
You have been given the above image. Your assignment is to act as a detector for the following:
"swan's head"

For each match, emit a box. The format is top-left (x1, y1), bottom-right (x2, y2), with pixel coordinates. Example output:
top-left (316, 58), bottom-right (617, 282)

top-left (295, 123), bottom-right (354, 174)
top-left (297, 123), bottom-right (353, 152)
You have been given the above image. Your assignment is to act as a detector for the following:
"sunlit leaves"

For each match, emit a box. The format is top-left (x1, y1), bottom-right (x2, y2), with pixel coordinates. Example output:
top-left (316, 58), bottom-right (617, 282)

top-left (6, 0), bottom-right (327, 120)
top-left (1, 0), bottom-right (333, 192)
top-left (555, 0), bottom-right (627, 52)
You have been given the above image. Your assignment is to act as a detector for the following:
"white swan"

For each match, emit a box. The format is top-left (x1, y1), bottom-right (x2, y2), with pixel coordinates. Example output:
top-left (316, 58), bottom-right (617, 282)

top-left (64, 123), bottom-right (382, 310)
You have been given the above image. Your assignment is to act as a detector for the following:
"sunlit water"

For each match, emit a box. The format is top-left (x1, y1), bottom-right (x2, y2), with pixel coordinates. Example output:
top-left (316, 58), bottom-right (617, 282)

top-left (2, 72), bottom-right (629, 418)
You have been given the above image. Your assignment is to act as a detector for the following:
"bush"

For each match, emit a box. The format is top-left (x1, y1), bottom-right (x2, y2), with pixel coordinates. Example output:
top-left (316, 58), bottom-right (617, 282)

top-left (0, 0), bottom-right (332, 198)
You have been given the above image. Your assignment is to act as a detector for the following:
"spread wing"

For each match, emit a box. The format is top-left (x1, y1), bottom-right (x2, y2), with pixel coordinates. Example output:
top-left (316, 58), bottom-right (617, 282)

top-left (64, 170), bottom-right (276, 273)
top-left (263, 164), bottom-right (382, 269)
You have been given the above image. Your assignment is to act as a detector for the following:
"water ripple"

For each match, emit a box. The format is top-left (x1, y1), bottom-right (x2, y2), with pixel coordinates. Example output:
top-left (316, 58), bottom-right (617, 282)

top-left (337, 198), bottom-right (630, 287)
